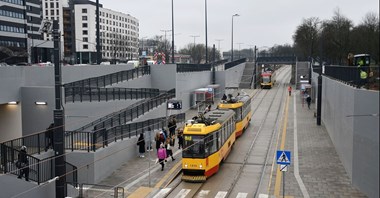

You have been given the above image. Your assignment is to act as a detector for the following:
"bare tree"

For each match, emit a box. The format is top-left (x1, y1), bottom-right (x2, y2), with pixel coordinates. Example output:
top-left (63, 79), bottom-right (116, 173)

top-left (292, 17), bottom-right (321, 61)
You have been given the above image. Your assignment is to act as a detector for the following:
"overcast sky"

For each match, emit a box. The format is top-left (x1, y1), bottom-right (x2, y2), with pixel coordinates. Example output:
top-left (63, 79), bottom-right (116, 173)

top-left (103, 0), bottom-right (379, 52)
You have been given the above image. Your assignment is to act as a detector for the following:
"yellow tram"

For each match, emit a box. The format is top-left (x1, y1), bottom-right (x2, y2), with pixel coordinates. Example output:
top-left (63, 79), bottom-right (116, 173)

top-left (218, 94), bottom-right (252, 137)
top-left (260, 71), bottom-right (276, 89)
top-left (182, 109), bottom-right (236, 182)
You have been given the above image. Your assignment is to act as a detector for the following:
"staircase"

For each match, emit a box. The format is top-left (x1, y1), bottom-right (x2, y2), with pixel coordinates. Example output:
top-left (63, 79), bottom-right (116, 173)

top-left (239, 62), bottom-right (255, 89)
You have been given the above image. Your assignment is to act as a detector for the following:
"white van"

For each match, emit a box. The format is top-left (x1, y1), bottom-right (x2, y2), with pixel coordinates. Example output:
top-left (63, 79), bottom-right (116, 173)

top-left (127, 60), bottom-right (140, 68)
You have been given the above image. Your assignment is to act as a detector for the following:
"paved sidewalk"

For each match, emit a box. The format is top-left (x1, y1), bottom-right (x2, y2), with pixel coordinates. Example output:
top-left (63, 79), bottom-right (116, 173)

top-left (267, 89), bottom-right (366, 197)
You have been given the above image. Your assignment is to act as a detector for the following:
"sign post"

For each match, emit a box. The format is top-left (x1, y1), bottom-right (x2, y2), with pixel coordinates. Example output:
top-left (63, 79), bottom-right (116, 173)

top-left (277, 150), bottom-right (291, 198)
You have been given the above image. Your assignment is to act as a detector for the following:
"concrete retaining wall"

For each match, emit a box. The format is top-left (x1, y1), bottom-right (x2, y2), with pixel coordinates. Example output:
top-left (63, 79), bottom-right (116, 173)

top-left (322, 76), bottom-right (379, 198)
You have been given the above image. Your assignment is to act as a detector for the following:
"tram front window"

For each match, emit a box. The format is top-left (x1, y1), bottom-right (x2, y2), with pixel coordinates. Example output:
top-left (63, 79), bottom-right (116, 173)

top-left (262, 76), bottom-right (270, 83)
top-left (182, 135), bottom-right (205, 158)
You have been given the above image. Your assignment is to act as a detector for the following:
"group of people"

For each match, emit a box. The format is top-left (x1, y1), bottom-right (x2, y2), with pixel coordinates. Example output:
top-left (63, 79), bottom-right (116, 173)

top-left (136, 116), bottom-right (184, 171)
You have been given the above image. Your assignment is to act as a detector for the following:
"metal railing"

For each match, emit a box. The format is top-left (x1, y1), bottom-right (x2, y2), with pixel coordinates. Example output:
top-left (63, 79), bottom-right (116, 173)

top-left (1, 130), bottom-right (52, 157)
top-left (323, 65), bottom-right (379, 89)
top-left (64, 87), bottom-right (160, 103)
top-left (65, 113), bottom-right (185, 152)
top-left (77, 183), bottom-right (124, 198)
top-left (177, 63), bottom-right (212, 73)
top-left (0, 144), bottom-right (77, 185)
top-left (225, 58), bottom-right (246, 70)
top-left (75, 89), bottom-right (175, 131)
top-left (63, 66), bottom-right (150, 89)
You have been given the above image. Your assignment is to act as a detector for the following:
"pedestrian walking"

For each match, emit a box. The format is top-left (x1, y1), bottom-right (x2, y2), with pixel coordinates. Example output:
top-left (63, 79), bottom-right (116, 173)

top-left (221, 94), bottom-right (227, 101)
top-left (165, 138), bottom-right (175, 161)
top-left (288, 86), bottom-right (292, 96)
top-left (306, 95), bottom-right (312, 109)
top-left (168, 116), bottom-right (177, 137)
top-left (155, 131), bottom-right (161, 153)
top-left (177, 129), bottom-right (184, 149)
top-left (204, 105), bottom-right (211, 114)
top-left (137, 133), bottom-right (146, 157)
top-left (45, 123), bottom-right (54, 151)
top-left (146, 127), bottom-right (153, 151)
top-left (157, 143), bottom-right (167, 171)
top-left (16, 146), bottom-right (29, 181)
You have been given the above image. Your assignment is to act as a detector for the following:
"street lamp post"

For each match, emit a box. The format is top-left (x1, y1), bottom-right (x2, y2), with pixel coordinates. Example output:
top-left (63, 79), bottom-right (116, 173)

top-left (215, 39), bottom-right (223, 52)
top-left (190, 35), bottom-right (200, 48)
top-left (231, 14), bottom-right (239, 61)
top-left (171, 0), bottom-right (175, 63)
top-left (161, 29), bottom-right (171, 62)
top-left (140, 36), bottom-right (147, 56)
top-left (205, 0), bottom-right (208, 63)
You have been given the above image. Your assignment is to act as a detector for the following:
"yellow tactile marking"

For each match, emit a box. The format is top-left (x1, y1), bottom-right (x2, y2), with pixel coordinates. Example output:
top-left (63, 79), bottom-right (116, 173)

top-left (127, 186), bottom-right (153, 198)
top-left (154, 160), bottom-right (182, 188)
top-left (273, 91), bottom-right (290, 196)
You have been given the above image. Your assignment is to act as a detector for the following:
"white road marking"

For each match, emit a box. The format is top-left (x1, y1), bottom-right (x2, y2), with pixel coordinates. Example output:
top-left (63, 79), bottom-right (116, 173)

top-left (215, 191), bottom-right (228, 198)
top-left (293, 93), bottom-right (310, 198)
top-left (152, 188), bottom-right (171, 198)
top-left (258, 194), bottom-right (269, 198)
top-left (236, 192), bottom-right (248, 198)
top-left (195, 190), bottom-right (210, 198)
top-left (174, 189), bottom-right (191, 198)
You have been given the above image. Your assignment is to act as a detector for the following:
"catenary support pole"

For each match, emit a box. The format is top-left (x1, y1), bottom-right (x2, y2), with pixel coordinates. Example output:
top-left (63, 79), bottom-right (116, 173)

top-left (53, 20), bottom-right (66, 198)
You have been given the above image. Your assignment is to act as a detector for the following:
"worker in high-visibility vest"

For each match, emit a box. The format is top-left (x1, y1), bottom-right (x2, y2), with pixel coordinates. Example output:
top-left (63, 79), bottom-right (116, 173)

top-left (357, 59), bottom-right (368, 88)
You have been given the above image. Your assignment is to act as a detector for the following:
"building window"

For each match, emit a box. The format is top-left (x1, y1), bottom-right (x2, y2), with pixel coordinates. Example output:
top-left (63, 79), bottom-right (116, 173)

top-left (83, 44), bottom-right (88, 49)
top-left (82, 16), bottom-right (87, 20)
top-left (83, 37), bottom-right (88, 42)
top-left (50, 2), bottom-right (54, 8)
top-left (56, 9), bottom-right (59, 15)
top-left (83, 30), bottom-right (88, 35)
top-left (82, 23), bottom-right (88, 28)
top-left (50, 10), bottom-right (54, 15)
top-left (56, 2), bottom-right (59, 8)
top-left (82, 9), bottom-right (87, 13)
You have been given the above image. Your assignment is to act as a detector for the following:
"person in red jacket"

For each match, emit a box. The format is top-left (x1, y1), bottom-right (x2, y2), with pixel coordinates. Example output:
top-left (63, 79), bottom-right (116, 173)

top-left (288, 86), bottom-right (292, 96)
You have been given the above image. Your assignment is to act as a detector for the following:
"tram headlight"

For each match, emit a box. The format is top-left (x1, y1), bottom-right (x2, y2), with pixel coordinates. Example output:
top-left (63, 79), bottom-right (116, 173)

top-left (199, 164), bottom-right (203, 169)
top-left (184, 163), bottom-right (188, 168)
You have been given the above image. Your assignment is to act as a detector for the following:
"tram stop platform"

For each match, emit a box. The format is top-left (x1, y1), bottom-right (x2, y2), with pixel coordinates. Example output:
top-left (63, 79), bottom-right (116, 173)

top-left (83, 88), bottom-right (365, 198)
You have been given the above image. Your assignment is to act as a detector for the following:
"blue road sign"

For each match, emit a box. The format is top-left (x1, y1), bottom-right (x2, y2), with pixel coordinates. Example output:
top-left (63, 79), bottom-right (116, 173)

top-left (276, 150), bottom-right (291, 165)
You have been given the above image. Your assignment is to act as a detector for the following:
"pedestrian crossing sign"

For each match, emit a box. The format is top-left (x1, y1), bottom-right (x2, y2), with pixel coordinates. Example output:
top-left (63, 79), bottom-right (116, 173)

top-left (276, 150), bottom-right (291, 165)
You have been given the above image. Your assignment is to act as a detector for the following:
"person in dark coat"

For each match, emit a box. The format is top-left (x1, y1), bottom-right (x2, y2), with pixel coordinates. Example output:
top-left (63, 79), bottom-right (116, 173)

top-left (222, 94), bottom-right (227, 101)
top-left (17, 146), bottom-right (29, 181)
top-left (45, 123), bottom-right (54, 152)
top-left (306, 95), bottom-right (312, 109)
top-left (167, 116), bottom-right (177, 137)
top-left (155, 131), bottom-right (161, 153)
top-left (177, 129), bottom-right (184, 149)
top-left (137, 133), bottom-right (146, 157)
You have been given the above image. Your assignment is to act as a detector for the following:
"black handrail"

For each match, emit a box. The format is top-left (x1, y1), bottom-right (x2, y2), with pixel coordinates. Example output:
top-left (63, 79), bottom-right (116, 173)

top-left (64, 87), bottom-right (160, 103)
top-left (65, 113), bottom-right (186, 152)
top-left (63, 66), bottom-right (150, 89)
top-left (76, 89), bottom-right (176, 131)
top-left (322, 65), bottom-right (379, 89)
top-left (225, 58), bottom-right (246, 70)
top-left (0, 144), bottom-right (77, 185)
top-left (177, 63), bottom-right (212, 73)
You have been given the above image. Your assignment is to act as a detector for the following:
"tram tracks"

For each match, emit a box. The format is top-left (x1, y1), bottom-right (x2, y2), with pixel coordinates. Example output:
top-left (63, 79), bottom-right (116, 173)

top-left (160, 66), bottom-right (292, 198)
top-left (225, 67), bottom-right (291, 198)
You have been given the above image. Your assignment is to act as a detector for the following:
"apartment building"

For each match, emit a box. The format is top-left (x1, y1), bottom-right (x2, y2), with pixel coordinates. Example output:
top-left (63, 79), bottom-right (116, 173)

top-left (0, 0), bottom-right (54, 64)
top-left (74, 0), bottom-right (139, 64)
